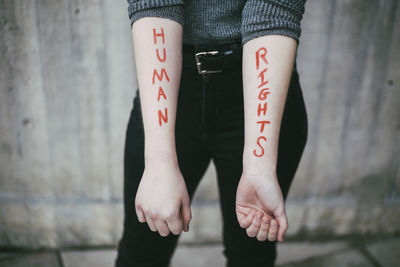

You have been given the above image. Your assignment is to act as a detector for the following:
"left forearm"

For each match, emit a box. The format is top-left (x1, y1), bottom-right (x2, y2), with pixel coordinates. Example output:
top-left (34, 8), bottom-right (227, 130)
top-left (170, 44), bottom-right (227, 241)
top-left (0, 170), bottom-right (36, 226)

top-left (242, 35), bottom-right (297, 176)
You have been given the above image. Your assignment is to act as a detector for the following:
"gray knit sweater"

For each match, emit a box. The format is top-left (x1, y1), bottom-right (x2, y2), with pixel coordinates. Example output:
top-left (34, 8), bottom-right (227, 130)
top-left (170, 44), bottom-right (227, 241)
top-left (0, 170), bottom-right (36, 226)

top-left (127, 0), bottom-right (306, 46)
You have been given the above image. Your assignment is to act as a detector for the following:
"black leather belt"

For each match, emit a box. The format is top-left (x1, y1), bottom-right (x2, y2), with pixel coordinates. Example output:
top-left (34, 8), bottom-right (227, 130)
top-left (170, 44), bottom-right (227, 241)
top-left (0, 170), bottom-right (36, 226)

top-left (182, 41), bottom-right (243, 74)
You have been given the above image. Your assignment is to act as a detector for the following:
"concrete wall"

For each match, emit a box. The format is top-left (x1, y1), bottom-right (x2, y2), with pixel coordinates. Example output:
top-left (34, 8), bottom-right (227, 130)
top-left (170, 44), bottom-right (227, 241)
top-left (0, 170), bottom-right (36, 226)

top-left (0, 0), bottom-right (134, 248)
top-left (0, 0), bottom-right (399, 248)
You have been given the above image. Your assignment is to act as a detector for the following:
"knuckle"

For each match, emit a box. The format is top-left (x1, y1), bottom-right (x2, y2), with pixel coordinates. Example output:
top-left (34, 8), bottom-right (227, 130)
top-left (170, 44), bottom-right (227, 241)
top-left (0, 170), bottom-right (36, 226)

top-left (257, 235), bottom-right (266, 242)
top-left (160, 230), bottom-right (170, 237)
top-left (150, 213), bottom-right (159, 220)
top-left (162, 213), bottom-right (172, 220)
top-left (147, 211), bottom-right (156, 219)
top-left (164, 212), bottom-right (177, 221)
top-left (171, 228), bottom-right (182, 235)
top-left (242, 219), bottom-right (249, 226)
top-left (245, 228), bottom-right (251, 235)
top-left (262, 222), bottom-right (269, 229)
top-left (141, 207), bottom-right (150, 215)
top-left (162, 208), bottom-right (178, 220)
top-left (167, 222), bottom-right (183, 234)
top-left (170, 229), bottom-right (178, 235)
top-left (246, 228), bottom-right (256, 237)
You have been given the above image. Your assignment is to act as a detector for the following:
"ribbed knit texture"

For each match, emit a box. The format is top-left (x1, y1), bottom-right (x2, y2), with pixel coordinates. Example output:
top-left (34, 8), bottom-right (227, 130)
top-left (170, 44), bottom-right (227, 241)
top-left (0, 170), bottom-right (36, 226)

top-left (182, 0), bottom-right (245, 44)
top-left (127, 0), bottom-right (306, 45)
top-left (241, 0), bottom-right (306, 45)
top-left (127, 0), bottom-right (185, 27)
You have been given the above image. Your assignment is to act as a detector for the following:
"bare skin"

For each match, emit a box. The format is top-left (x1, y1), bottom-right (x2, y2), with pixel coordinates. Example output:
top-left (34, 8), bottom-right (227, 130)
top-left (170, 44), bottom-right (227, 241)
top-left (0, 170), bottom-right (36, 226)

top-left (238, 35), bottom-right (297, 242)
top-left (131, 17), bottom-right (297, 242)
top-left (132, 17), bottom-right (190, 236)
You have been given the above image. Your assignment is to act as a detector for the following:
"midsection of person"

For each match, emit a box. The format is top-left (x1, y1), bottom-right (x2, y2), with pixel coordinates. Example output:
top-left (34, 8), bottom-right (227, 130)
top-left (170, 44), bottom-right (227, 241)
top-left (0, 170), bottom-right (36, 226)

top-left (183, 0), bottom-right (245, 44)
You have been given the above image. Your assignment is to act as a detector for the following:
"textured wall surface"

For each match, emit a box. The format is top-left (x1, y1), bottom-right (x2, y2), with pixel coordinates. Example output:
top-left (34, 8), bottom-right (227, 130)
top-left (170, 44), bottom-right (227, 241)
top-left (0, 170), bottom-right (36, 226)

top-left (0, 0), bottom-right (399, 248)
top-left (0, 0), bottom-right (134, 248)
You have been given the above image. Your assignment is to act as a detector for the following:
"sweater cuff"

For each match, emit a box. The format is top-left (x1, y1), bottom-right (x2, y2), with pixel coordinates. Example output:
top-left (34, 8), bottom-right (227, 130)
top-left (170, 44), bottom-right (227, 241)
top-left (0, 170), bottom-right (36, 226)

top-left (127, 1), bottom-right (185, 27)
top-left (241, 26), bottom-right (301, 47)
top-left (241, 0), bottom-right (306, 46)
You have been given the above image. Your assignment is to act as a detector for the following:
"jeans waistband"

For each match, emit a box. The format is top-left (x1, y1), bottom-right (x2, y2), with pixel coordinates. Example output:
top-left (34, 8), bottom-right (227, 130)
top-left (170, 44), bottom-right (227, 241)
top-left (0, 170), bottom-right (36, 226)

top-left (182, 41), bottom-right (243, 74)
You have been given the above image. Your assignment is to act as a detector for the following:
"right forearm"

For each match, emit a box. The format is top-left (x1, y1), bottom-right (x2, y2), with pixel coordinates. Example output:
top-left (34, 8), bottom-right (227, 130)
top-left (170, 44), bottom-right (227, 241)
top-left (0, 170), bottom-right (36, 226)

top-left (132, 17), bottom-right (183, 164)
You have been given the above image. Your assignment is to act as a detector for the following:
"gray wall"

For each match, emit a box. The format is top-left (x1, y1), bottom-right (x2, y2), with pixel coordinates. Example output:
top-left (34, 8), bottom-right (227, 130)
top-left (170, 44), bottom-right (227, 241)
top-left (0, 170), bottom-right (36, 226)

top-left (0, 0), bottom-right (399, 248)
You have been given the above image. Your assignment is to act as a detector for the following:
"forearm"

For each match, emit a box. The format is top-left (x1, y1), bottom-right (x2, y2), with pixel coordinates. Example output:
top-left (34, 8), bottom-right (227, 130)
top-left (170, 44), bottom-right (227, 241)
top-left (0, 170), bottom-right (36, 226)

top-left (132, 17), bottom-right (183, 165)
top-left (242, 35), bottom-right (297, 176)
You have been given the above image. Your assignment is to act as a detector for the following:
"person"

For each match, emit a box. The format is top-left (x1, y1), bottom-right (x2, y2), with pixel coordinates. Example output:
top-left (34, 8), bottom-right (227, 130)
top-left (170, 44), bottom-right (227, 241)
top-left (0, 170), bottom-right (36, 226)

top-left (115, 0), bottom-right (308, 266)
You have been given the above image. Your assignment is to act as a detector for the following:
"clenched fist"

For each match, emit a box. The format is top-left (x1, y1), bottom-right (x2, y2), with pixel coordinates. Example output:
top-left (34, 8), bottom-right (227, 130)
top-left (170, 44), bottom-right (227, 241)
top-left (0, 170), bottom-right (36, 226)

top-left (135, 162), bottom-right (192, 236)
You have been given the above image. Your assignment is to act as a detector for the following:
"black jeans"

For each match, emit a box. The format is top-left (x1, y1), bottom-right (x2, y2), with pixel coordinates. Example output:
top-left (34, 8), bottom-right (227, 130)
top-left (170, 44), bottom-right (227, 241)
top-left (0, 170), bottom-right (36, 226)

top-left (115, 41), bottom-right (308, 267)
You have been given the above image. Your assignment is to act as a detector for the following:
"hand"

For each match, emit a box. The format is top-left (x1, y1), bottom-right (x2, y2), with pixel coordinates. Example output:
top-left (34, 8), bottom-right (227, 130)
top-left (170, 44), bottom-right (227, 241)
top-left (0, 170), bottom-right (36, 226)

top-left (135, 161), bottom-right (191, 236)
top-left (235, 173), bottom-right (288, 242)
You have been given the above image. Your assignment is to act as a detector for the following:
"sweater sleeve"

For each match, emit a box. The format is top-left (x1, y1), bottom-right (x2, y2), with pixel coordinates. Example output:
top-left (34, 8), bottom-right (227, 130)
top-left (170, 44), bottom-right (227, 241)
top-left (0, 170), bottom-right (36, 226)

top-left (127, 0), bottom-right (185, 28)
top-left (241, 0), bottom-right (306, 46)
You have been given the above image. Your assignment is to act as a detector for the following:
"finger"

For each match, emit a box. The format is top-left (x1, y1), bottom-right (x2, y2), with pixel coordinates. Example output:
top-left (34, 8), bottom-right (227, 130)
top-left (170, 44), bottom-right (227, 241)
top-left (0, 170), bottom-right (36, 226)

top-left (256, 216), bottom-right (270, 241)
top-left (154, 219), bottom-right (170, 237)
top-left (268, 219), bottom-right (278, 241)
top-left (246, 211), bottom-right (263, 237)
top-left (238, 209), bottom-right (255, 228)
top-left (236, 204), bottom-right (253, 216)
top-left (135, 205), bottom-right (146, 223)
top-left (144, 214), bottom-right (157, 232)
top-left (166, 218), bottom-right (183, 235)
top-left (236, 210), bottom-right (247, 225)
top-left (276, 211), bottom-right (288, 242)
top-left (181, 196), bottom-right (192, 232)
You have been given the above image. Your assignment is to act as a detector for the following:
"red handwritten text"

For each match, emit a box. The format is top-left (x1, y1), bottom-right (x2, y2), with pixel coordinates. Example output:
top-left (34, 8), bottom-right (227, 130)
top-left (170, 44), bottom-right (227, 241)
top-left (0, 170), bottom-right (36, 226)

top-left (253, 47), bottom-right (271, 157)
top-left (153, 27), bottom-right (169, 127)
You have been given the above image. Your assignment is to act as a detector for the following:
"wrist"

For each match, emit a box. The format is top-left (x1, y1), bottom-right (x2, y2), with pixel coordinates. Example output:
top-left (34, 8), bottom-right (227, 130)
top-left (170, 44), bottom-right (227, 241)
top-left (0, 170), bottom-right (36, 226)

top-left (241, 171), bottom-right (277, 180)
top-left (242, 169), bottom-right (277, 180)
top-left (242, 148), bottom-right (277, 176)
top-left (144, 131), bottom-right (179, 169)
top-left (145, 148), bottom-right (179, 169)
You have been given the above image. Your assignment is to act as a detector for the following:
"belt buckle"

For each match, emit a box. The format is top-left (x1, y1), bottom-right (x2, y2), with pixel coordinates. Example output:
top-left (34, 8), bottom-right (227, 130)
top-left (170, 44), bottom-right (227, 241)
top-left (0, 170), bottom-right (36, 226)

top-left (195, 51), bottom-right (223, 75)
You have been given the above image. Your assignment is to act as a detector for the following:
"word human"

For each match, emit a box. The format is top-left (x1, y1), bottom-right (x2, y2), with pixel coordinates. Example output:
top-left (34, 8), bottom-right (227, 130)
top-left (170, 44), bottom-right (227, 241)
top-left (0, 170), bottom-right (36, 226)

top-left (152, 27), bottom-right (170, 126)
top-left (253, 47), bottom-right (271, 157)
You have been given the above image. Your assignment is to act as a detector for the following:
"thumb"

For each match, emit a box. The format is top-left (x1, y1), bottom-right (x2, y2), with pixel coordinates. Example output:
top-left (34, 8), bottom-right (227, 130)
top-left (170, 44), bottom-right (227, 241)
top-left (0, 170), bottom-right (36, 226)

top-left (181, 195), bottom-right (192, 232)
top-left (274, 207), bottom-right (288, 242)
